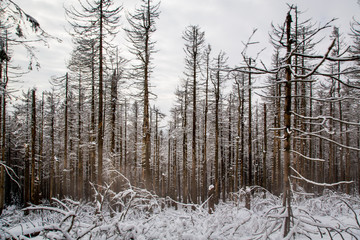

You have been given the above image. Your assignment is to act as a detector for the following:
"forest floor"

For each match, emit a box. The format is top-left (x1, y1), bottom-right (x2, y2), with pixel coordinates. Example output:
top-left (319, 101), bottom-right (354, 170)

top-left (1, 187), bottom-right (360, 239)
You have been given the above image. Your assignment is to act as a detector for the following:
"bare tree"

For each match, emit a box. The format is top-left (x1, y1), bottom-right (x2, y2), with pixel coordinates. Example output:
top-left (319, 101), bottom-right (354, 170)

top-left (0, 0), bottom-right (57, 213)
top-left (65, 0), bottom-right (122, 189)
top-left (30, 89), bottom-right (37, 204)
top-left (202, 45), bottom-right (211, 202)
top-left (182, 25), bottom-right (205, 204)
top-left (125, 0), bottom-right (160, 190)
top-left (212, 51), bottom-right (227, 203)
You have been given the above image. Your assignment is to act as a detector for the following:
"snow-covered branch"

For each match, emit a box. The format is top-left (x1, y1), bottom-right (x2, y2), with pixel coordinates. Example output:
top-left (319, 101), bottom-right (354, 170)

top-left (290, 38), bottom-right (336, 79)
top-left (291, 111), bottom-right (360, 126)
top-left (290, 150), bottom-right (325, 162)
top-left (293, 52), bottom-right (360, 62)
top-left (291, 166), bottom-right (353, 187)
top-left (295, 128), bottom-right (360, 151)
top-left (0, 161), bottom-right (20, 188)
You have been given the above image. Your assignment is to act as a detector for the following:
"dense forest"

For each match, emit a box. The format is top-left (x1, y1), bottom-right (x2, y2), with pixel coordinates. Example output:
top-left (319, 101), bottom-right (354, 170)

top-left (1, 0), bottom-right (360, 238)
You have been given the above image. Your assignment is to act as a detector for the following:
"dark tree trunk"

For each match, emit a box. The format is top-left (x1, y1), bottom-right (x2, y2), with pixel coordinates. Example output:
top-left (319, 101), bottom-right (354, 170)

top-left (283, 12), bottom-right (293, 237)
top-left (262, 103), bottom-right (267, 189)
top-left (49, 93), bottom-right (55, 200)
top-left (30, 89), bottom-right (37, 204)
top-left (182, 82), bottom-right (189, 203)
top-left (98, 0), bottom-right (104, 188)
top-left (63, 73), bottom-right (69, 197)
top-left (78, 74), bottom-right (83, 199)
top-left (248, 58), bottom-right (252, 187)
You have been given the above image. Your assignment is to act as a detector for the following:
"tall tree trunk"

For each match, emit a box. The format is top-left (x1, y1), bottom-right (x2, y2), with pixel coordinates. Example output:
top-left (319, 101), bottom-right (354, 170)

top-left (214, 66), bottom-right (220, 204)
top-left (202, 46), bottom-right (210, 202)
top-left (98, 0), bottom-right (104, 188)
top-left (227, 96), bottom-right (233, 194)
top-left (292, 8), bottom-right (299, 185)
top-left (283, 11), bottom-right (293, 237)
top-left (300, 69), bottom-right (307, 190)
top-left (49, 93), bottom-right (55, 200)
top-left (309, 82), bottom-right (315, 192)
top-left (328, 81), bottom-right (335, 183)
top-left (69, 94), bottom-right (75, 197)
top-left (133, 101), bottom-right (138, 185)
top-left (344, 93), bottom-right (350, 194)
top-left (97, 0), bottom-right (104, 186)
top-left (90, 43), bottom-right (96, 191)
top-left (255, 104), bottom-right (259, 186)
top-left (24, 144), bottom-right (30, 207)
top-left (110, 70), bottom-right (117, 188)
top-left (191, 50), bottom-right (197, 204)
top-left (240, 76), bottom-right (245, 188)
top-left (358, 111), bottom-right (360, 195)
top-left (30, 89), bottom-right (37, 204)
top-left (1, 71), bottom-right (5, 207)
top-left (318, 106), bottom-right (324, 191)
top-left (167, 128), bottom-right (171, 198)
top-left (63, 73), bottom-right (69, 197)
top-left (124, 99), bottom-right (128, 177)
top-left (248, 58), bottom-right (252, 187)
top-left (172, 115), bottom-right (178, 205)
top-left (0, 30), bottom-right (9, 211)
top-left (155, 109), bottom-right (160, 194)
top-left (0, 57), bottom-right (5, 212)
top-left (119, 104), bottom-right (123, 175)
top-left (220, 125), bottom-right (226, 202)
top-left (274, 63), bottom-right (282, 194)
top-left (39, 93), bottom-right (44, 199)
top-left (142, 2), bottom-right (152, 190)
top-left (345, 122), bottom-right (350, 194)
top-left (235, 78), bottom-right (241, 192)
top-left (182, 81), bottom-right (189, 203)
top-left (0, 51), bottom-right (3, 214)
top-left (262, 103), bottom-right (267, 189)
top-left (78, 74), bottom-right (83, 199)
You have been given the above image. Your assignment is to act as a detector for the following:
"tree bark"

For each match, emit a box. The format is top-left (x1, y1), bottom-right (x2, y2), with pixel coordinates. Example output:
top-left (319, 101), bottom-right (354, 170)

top-left (172, 114), bottom-right (178, 205)
top-left (262, 103), bottom-right (267, 189)
top-left (49, 93), bottom-right (55, 200)
top-left (133, 101), bottom-right (138, 185)
top-left (182, 82), bottom-right (188, 203)
top-left (240, 76), bottom-right (245, 189)
top-left (89, 43), bottom-right (96, 194)
top-left (191, 47), bottom-right (197, 204)
top-left (30, 89), bottom-right (37, 204)
top-left (78, 73), bottom-right (83, 199)
top-left (110, 69), bottom-right (117, 170)
top-left (214, 61), bottom-right (220, 204)
top-left (98, 0), bottom-right (104, 188)
top-left (248, 58), bottom-right (252, 187)
top-left (0, 50), bottom-right (3, 215)
top-left (142, 5), bottom-right (152, 191)
top-left (283, 11), bottom-right (293, 237)
top-left (202, 47), bottom-right (210, 202)
top-left (63, 73), bottom-right (68, 197)
top-left (39, 93), bottom-right (44, 199)
top-left (235, 78), bottom-right (241, 192)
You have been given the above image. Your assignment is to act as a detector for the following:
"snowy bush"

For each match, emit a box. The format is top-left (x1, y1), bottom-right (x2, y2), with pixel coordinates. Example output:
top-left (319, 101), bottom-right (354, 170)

top-left (1, 188), bottom-right (360, 239)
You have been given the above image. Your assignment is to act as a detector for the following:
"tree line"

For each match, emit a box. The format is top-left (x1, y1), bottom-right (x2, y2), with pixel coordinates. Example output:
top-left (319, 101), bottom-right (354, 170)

top-left (1, 0), bottom-right (360, 230)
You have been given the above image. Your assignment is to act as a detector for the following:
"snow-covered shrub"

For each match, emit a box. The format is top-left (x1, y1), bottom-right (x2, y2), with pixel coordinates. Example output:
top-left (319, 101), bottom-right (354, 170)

top-left (1, 188), bottom-right (360, 239)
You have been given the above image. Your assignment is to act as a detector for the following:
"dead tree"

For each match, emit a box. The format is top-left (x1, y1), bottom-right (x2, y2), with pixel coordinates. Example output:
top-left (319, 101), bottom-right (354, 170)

top-left (125, 0), bottom-right (160, 190)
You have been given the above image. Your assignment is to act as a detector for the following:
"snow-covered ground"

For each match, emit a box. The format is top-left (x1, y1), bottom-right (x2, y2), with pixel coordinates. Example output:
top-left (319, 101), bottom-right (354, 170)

top-left (1, 187), bottom-right (360, 239)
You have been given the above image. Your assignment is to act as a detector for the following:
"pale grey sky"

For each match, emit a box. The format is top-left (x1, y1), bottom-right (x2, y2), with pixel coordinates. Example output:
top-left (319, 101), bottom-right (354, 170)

top-left (12, 0), bottom-right (360, 116)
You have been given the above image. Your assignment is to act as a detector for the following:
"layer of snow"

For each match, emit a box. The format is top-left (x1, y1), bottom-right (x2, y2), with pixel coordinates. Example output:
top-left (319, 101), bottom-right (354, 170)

top-left (1, 189), bottom-right (360, 239)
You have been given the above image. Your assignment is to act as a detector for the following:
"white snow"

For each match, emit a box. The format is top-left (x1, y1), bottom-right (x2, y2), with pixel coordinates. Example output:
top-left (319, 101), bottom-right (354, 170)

top-left (1, 189), bottom-right (360, 239)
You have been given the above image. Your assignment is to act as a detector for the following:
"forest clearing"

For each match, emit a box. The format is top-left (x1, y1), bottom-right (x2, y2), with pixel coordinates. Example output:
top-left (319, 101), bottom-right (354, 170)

top-left (1, 0), bottom-right (360, 239)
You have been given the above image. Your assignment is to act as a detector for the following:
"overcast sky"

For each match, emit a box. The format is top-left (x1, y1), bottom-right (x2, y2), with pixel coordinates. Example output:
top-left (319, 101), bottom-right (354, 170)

top-left (12, 0), bottom-right (360, 117)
